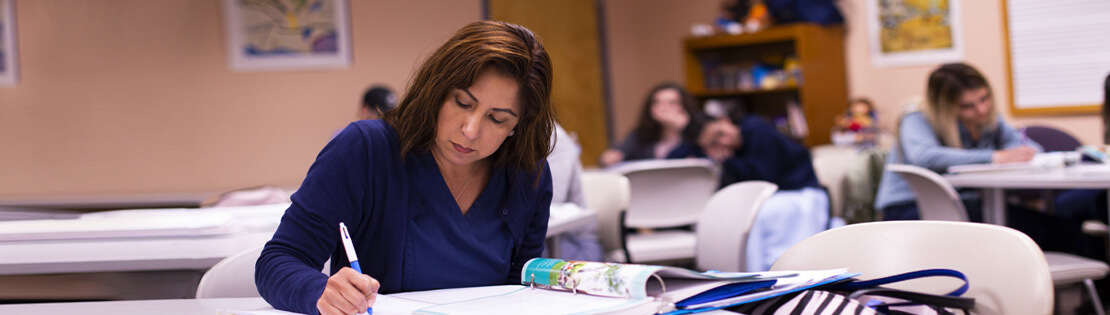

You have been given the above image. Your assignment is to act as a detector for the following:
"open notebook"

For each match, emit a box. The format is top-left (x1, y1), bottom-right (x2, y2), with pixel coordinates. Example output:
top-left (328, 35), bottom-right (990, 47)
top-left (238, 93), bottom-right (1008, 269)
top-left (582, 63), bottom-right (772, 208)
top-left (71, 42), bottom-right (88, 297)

top-left (946, 151), bottom-right (1069, 174)
top-left (221, 259), bottom-right (853, 315)
top-left (390, 258), bottom-right (852, 315)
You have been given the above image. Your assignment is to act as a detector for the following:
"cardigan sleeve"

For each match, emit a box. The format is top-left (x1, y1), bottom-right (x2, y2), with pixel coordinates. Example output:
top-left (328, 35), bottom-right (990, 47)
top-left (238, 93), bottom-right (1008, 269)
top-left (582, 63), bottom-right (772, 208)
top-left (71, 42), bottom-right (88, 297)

top-left (256, 123), bottom-right (375, 315)
top-left (898, 113), bottom-right (993, 171)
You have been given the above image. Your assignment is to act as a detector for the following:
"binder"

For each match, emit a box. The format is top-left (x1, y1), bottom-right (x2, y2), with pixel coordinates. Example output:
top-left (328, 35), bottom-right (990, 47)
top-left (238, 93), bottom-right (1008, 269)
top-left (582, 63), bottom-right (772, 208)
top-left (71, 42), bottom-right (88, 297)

top-left (390, 258), bottom-right (854, 315)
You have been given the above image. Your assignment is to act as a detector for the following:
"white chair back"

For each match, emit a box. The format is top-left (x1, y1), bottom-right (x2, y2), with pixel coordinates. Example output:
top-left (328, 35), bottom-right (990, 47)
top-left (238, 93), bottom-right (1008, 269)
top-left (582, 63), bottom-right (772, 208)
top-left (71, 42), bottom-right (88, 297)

top-left (607, 159), bottom-right (718, 228)
top-left (580, 171), bottom-right (631, 258)
top-left (811, 147), bottom-right (856, 218)
top-left (695, 181), bottom-right (777, 272)
top-left (884, 164), bottom-right (968, 221)
top-left (772, 221), bottom-right (1054, 315)
top-left (195, 246), bottom-right (264, 299)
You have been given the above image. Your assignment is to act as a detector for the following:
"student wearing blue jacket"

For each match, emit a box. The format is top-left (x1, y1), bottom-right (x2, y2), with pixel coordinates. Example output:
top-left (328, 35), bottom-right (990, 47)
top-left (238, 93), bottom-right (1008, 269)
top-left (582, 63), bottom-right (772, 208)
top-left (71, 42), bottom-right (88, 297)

top-left (874, 63), bottom-right (1042, 221)
top-left (256, 21), bottom-right (555, 315)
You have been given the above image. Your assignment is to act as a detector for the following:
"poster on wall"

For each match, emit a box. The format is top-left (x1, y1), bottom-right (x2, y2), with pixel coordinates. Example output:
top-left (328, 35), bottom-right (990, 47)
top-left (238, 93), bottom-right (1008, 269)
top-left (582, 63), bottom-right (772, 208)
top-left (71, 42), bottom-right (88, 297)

top-left (222, 0), bottom-right (351, 72)
top-left (0, 0), bottom-right (18, 86)
top-left (867, 0), bottom-right (963, 68)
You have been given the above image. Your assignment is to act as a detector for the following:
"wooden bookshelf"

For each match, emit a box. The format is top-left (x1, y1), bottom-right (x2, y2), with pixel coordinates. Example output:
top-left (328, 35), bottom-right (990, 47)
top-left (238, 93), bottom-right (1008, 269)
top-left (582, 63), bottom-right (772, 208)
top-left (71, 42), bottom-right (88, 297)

top-left (684, 23), bottom-right (847, 147)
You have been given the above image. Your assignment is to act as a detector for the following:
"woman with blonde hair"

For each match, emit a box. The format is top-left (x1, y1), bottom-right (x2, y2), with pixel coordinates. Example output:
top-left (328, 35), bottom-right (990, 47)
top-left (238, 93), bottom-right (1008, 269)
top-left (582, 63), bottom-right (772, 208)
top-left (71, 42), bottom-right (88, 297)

top-left (256, 21), bottom-right (555, 315)
top-left (874, 63), bottom-right (1041, 221)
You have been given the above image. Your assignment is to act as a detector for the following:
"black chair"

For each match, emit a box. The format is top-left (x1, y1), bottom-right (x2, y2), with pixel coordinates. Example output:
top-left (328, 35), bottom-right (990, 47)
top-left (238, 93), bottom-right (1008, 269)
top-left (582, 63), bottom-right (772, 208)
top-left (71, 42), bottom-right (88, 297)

top-left (1025, 126), bottom-right (1082, 152)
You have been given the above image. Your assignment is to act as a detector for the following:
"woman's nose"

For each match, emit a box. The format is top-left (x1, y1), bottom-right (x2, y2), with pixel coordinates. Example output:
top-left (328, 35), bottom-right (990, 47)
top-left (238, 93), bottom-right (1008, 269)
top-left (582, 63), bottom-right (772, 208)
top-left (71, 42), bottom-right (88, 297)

top-left (461, 114), bottom-right (481, 139)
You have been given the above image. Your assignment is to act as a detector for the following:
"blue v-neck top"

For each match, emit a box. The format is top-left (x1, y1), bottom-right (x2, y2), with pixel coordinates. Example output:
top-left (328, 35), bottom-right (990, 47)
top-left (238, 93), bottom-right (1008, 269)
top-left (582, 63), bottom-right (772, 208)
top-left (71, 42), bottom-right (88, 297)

top-left (402, 153), bottom-right (513, 291)
top-left (256, 120), bottom-right (552, 315)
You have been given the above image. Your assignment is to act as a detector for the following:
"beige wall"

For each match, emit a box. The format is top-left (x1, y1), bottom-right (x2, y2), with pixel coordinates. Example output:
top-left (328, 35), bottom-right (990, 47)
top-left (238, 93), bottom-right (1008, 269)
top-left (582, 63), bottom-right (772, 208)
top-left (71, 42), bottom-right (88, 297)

top-left (4, 0), bottom-right (1103, 199)
top-left (0, 0), bottom-right (481, 198)
top-left (602, 0), bottom-right (718, 150)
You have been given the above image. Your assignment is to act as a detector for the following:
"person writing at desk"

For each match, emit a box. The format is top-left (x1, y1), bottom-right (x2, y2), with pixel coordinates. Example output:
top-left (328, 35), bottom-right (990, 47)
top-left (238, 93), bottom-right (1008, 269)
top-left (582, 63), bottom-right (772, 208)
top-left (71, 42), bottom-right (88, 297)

top-left (874, 63), bottom-right (1042, 221)
top-left (256, 21), bottom-right (555, 315)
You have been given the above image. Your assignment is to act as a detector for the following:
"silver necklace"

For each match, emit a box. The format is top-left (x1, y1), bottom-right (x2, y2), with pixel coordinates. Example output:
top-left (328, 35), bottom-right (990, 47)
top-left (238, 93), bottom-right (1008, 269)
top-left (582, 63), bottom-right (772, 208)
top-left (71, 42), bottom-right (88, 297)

top-left (453, 165), bottom-right (478, 201)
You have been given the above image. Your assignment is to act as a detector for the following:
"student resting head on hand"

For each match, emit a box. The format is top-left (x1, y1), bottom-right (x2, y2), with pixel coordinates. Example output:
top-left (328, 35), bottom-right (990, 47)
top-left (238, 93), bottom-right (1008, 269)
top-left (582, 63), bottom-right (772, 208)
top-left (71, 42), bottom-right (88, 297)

top-left (256, 20), bottom-right (555, 315)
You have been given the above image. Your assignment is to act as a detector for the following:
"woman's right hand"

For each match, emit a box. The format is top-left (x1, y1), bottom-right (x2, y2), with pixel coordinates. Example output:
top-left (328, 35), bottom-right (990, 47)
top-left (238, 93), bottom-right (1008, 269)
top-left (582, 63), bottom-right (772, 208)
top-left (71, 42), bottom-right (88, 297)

top-left (317, 267), bottom-right (380, 315)
top-left (992, 146), bottom-right (1036, 164)
top-left (599, 149), bottom-right (624, 168)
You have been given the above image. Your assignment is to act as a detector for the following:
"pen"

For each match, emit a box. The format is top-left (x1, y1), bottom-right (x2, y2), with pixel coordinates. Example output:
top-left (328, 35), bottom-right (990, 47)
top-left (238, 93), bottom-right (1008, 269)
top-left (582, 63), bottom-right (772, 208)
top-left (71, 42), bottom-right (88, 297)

top-left (339, 222), bottom-right (372, 315)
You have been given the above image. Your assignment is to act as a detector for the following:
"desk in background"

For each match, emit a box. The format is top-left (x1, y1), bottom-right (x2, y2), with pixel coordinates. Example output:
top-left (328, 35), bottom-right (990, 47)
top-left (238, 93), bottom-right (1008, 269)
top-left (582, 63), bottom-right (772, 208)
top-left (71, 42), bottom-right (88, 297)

top-left (944, 163), bottom-right (1110, 225)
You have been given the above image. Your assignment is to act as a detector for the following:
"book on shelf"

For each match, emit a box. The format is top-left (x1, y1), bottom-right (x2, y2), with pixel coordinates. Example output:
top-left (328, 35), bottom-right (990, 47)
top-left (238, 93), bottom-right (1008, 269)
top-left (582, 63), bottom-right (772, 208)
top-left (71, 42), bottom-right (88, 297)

top-left (375, 258), bottom-right (855, 315)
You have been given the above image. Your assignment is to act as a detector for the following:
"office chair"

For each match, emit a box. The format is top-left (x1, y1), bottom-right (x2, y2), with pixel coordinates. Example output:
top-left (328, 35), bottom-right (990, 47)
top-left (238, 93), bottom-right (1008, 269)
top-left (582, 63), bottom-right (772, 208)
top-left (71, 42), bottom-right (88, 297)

top-left (695, 181), bottom-right (777, 272)
top-left (772, 221), bottom-right (1054, 315)
top-left (887, 164), bottom-right (1108, 315)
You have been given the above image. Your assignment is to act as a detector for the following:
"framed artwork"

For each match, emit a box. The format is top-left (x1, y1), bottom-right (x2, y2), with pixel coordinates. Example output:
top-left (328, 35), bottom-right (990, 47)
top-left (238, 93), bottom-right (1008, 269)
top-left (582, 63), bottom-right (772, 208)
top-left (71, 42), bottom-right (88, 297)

top-left (866, 0), bottom-right (963, 68)
top-left (222, 0), bottom-right (352, 72)
top-left (0, 0), bottom-right (18, 86)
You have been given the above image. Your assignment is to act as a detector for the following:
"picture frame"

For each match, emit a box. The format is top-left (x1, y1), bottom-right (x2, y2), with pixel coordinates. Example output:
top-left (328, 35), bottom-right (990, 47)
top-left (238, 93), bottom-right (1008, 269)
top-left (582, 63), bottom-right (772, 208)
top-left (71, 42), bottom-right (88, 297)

top-left (0, 0), bottom-right (19, 86)
top-left (866, 0), bottom-right (963, 68)
top-left (221, 0), bottom-right (352, 72)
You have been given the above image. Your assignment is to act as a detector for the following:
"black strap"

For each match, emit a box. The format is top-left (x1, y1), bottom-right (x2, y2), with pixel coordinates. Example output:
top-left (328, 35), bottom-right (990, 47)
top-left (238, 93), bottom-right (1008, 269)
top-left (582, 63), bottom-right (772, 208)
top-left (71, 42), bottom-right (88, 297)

top-left (847, 287), bottom-right (975, 310)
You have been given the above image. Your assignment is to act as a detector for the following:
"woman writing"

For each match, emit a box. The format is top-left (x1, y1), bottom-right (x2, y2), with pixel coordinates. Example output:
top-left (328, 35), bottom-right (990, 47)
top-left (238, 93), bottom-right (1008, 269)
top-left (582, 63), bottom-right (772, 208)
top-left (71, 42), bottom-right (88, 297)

top-left (256, 21), bottom-right (555, 315)
top-left (874, 63), bottom-right (1041, 221)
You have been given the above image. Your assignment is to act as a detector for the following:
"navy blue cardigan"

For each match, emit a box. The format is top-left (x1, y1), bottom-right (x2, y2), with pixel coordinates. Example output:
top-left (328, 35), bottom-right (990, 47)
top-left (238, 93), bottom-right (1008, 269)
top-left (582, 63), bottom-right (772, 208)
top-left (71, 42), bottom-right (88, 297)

top-left (255, 120), bottom-right (552, 314)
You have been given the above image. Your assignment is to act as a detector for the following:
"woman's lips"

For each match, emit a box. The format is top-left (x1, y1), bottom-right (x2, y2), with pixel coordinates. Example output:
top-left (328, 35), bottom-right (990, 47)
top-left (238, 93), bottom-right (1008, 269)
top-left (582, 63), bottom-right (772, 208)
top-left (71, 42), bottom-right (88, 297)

top-left (453, 143), bottom-right (474, 154)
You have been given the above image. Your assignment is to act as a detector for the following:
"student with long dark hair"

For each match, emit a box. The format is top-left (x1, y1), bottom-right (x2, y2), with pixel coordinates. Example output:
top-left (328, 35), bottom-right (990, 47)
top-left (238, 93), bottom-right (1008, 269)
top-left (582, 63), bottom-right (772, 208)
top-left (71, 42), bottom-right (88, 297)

top-left (598, 83), bottom-right (701, 167)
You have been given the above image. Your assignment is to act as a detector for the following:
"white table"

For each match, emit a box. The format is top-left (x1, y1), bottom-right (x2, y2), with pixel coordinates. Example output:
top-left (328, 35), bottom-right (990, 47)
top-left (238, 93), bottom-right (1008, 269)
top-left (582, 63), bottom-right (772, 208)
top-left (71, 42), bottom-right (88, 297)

top-left (944, 163), bottom-right (1110, 225)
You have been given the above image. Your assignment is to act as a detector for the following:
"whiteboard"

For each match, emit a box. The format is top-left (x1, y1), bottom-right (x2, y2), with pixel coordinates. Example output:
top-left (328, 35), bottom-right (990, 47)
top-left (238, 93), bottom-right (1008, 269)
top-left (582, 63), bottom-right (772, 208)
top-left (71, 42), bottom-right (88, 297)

top-left (1003, 0), bottom-right (1110, 115)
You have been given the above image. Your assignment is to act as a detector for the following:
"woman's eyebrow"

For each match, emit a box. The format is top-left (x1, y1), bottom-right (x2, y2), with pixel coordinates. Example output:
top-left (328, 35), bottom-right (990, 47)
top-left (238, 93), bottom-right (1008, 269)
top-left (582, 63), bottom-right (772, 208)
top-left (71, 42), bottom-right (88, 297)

top-left (463, 88), bottom-right (480, 104)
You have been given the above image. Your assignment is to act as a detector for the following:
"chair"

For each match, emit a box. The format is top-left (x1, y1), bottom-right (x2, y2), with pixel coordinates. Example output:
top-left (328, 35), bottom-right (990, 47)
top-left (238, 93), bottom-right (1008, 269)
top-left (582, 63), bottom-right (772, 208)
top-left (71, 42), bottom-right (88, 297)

top-left (886, 164), bottom-right (1108, 315)
top-left (1025, 125), bottom-right (1082, 152)
top-left (771, 221), bottom-right (1054, 315)
top-left (580, 171), bottom-right (631, 262)
top-left (195, 246), bottom-right (264, 298)
top-left (695, 181), bottom-right (778, 272)
top-left (810, 145), bottom-right (858, 221)
top-left (606, 159), bottom-right (719, 263)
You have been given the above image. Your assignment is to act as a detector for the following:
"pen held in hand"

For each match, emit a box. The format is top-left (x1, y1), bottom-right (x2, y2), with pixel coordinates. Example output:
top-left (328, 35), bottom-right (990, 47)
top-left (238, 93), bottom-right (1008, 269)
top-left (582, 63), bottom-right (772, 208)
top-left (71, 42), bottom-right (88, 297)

top-left (339, 222), bottom-right (372, 314)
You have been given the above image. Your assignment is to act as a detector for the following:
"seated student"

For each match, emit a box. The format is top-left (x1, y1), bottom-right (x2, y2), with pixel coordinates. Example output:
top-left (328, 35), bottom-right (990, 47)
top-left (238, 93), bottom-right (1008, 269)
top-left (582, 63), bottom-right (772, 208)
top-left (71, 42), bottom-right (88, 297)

top-left (548, 122), bottom-right (602, 261)
top-left (357, 85), bottom-right (398, 120)
top-left (256, 21), bottom-right (555, 315)
top-left (874, 63), bottom-right (1042, 222)
top-left (683, 103), bottom-right (828, 272)
top-left (598, 83), bottom-right (702, 167)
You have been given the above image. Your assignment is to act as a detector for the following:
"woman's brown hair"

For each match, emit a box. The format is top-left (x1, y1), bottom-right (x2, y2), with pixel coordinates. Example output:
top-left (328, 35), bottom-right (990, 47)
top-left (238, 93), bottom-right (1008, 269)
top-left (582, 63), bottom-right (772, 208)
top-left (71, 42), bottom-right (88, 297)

top-left (385, 21), bottom-right (555, 177)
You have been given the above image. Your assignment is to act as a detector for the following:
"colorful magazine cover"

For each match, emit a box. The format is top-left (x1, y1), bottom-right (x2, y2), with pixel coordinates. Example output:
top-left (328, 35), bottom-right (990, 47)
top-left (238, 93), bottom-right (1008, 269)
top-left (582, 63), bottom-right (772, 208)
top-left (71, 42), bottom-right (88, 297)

top-left (519, 258), bottom-right (793, 300)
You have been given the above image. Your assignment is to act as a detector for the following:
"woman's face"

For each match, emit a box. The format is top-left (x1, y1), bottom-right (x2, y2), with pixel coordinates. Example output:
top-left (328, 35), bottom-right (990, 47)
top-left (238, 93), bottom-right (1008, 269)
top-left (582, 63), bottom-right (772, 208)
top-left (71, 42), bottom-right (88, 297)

top-left (956, 87), bottom-right (992, 128)
top-left (433, 69), bottom-right (521, 168)
top-left (649, 88), bottom-right (689, 129)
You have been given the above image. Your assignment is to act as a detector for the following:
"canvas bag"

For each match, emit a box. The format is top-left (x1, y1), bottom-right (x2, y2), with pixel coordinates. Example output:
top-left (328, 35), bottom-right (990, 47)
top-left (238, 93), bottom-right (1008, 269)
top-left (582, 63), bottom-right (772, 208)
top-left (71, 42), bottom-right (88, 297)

top-left (733, 269), bottom-right (975, 315)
